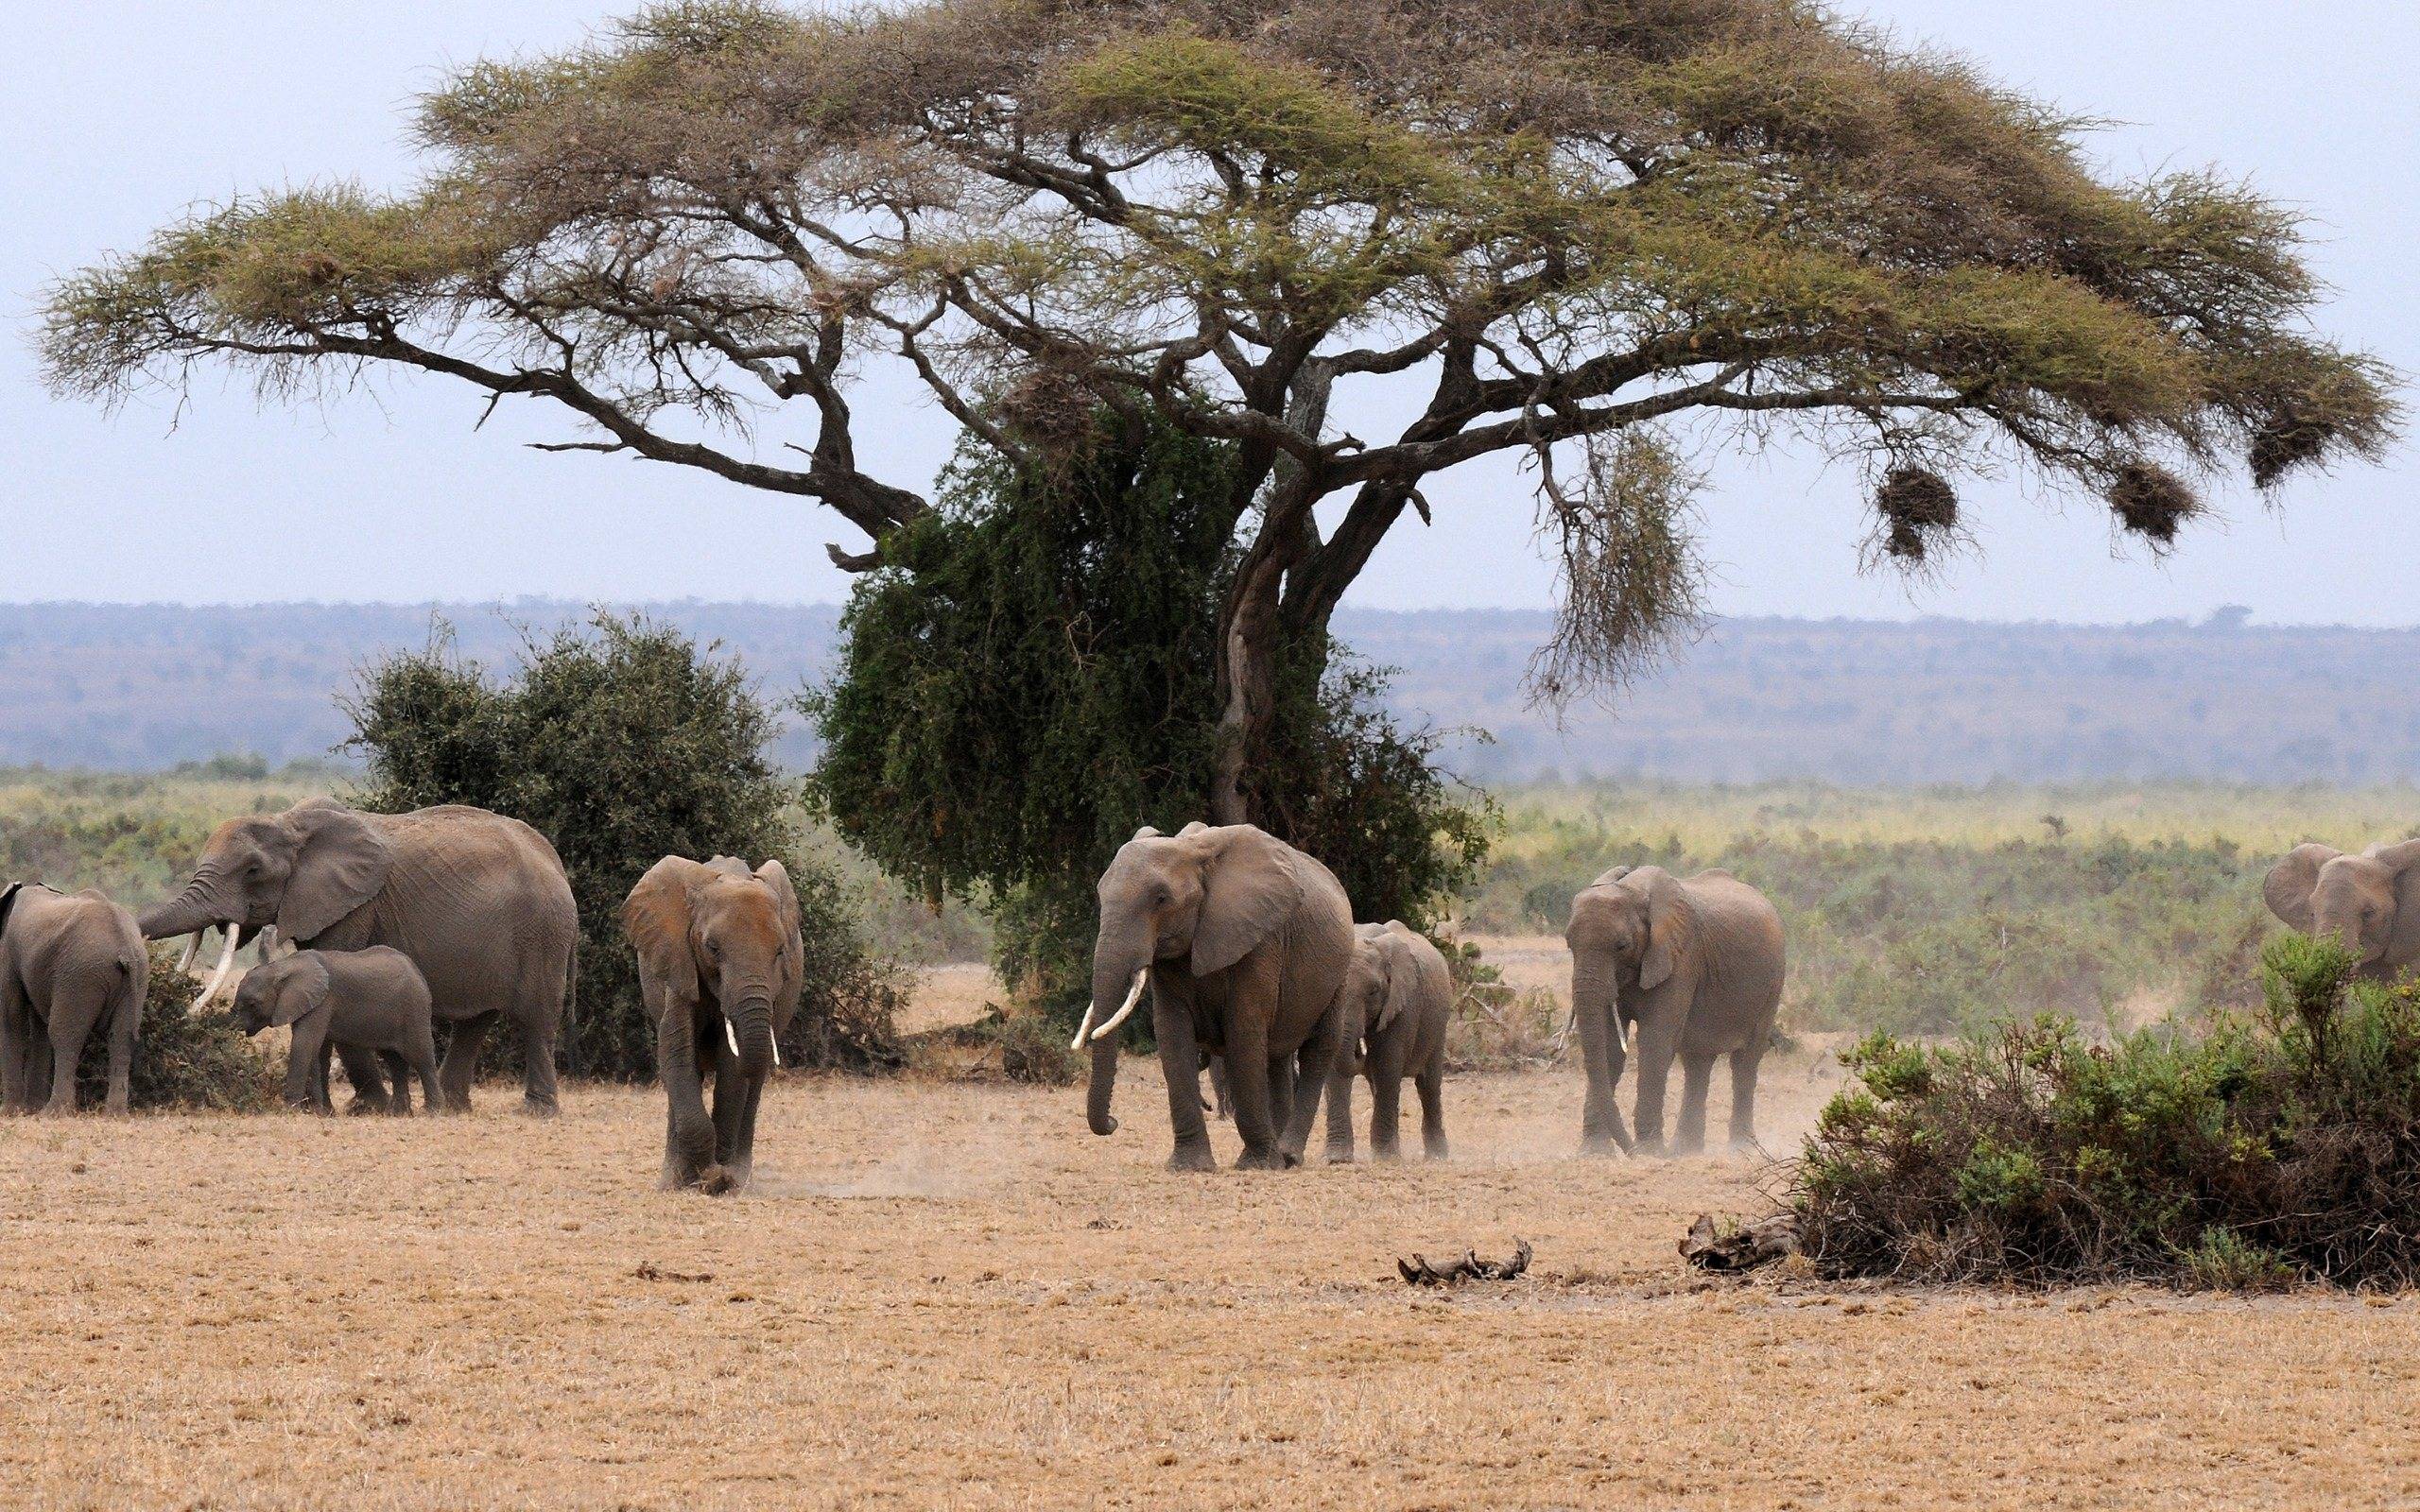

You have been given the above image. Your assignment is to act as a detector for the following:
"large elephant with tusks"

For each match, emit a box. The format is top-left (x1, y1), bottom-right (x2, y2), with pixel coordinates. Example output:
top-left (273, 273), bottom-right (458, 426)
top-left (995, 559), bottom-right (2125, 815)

top-left (140, 799), bottom-right (577, 1114)
top-left (1080, 822), bottom-right (1355, 1171)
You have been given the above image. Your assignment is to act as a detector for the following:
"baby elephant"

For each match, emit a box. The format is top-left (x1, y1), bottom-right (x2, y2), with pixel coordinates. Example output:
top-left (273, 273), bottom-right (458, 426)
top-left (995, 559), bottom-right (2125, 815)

top-left (1323, 920), bottom-right (1452, 1162)
top-left (232, 948), bottom-right (441, 1114)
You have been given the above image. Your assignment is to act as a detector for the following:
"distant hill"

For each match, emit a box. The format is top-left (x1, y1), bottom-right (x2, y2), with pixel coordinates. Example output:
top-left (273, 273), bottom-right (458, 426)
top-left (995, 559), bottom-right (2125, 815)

top-left (0, 601), bottom-right (2411, 783)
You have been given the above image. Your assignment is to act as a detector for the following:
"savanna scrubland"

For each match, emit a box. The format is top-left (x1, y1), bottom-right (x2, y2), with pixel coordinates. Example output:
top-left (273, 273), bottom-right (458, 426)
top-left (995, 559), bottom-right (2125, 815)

top-left (7, 772), bottom-right (2419, 1507)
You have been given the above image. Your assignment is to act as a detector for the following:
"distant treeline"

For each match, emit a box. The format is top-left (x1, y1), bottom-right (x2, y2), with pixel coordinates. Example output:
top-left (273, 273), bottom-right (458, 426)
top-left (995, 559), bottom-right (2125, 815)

top-left (0, 601), bottom-right (2408, 782)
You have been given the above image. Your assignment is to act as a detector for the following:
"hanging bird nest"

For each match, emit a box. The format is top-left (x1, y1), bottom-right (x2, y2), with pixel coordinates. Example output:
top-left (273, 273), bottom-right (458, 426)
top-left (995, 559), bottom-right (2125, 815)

top-left (2106, 462), bottom-right (2204, 547)
top-left (2250, 417), bottom-right (2332, 490)
top-left (1870, 466), bottom-right (1960, 563)
top-left (993, 366), bottom-right (1103, 464)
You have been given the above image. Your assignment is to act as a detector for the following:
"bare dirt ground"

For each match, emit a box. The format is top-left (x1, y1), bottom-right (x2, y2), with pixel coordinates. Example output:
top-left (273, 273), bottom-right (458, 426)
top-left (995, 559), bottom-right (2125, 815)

top-left (4, 956), bottom-right (2417, 1510)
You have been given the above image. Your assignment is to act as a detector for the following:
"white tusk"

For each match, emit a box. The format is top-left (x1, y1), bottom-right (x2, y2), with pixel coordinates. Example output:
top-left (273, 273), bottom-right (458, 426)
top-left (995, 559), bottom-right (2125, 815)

top-left (1088, 969), bottom-right (1150, 1043)
top-left (193, 926), bottom-right (241, 1009)
top-left (724, 1018), bottom-right (741, 1058)
top-left (770, 1035), bottom-right (781, 1069)
top-left (175, 934), bottom-right (201, 974)
top-left (1069, 1000), bottom-right (1099, 1053)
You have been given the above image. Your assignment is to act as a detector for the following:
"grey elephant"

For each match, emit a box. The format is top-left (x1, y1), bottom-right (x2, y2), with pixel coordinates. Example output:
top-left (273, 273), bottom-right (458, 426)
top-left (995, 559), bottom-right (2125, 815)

top-left (0, 882), bottom-right (146, 1116)
top-left (230, 947), bottom-right (441, 1114)
top-left (2265, 840), bottom-right (2420, 981)
top-left (1564, 866), bottom-right (1786, 1157)
top-left (1323, 920), bottom-right (1451, 1163)
top-left (140, 799), bottom-right (578, 1115)
top-left (1080, 822), bottom-right (1354, 1171)
top-left (623, 855), bottom-right (802, 1194)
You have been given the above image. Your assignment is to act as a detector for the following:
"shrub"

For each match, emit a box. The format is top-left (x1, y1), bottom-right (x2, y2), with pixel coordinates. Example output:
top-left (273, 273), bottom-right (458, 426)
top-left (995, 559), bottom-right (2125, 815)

top-left (1793, 936), bottom-right (2420, 1289)
top-left (75, 947), bottom-right (275, 1111)
top-left (344, 611), bottom-right (903, 1079)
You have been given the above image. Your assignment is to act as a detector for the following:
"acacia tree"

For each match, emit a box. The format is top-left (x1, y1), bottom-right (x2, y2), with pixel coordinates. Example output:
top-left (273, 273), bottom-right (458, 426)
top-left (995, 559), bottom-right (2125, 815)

top-left (44, 0), bottom-right (2394, 823)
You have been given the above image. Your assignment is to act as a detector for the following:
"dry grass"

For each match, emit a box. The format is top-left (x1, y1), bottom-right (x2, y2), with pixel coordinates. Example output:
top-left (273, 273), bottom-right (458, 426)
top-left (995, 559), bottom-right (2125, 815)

top-left (4, 952), bottom-right (2417, 1510)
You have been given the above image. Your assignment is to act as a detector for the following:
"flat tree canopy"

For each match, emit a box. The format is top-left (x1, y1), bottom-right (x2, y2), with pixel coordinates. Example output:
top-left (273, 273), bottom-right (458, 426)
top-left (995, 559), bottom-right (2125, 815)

top-left (43, 0), bottom-right (2395, 820)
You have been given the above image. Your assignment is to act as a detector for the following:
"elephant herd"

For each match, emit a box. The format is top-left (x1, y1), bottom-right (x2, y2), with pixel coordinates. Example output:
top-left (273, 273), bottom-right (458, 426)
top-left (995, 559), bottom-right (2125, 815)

top-left (7, 794), bottom-right (2406, 1192)
top-left (1073, 821), bottom-right (1789, 1171)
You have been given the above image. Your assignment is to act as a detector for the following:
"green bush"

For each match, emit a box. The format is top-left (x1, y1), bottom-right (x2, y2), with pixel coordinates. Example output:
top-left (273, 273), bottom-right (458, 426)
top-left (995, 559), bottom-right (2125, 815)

top-left (1793, 936), bottom-right (2420, 1289)
top-left (344, 611), bottom-right (903, 1079)
top-left (75, 947), bottom-right (275, 1111)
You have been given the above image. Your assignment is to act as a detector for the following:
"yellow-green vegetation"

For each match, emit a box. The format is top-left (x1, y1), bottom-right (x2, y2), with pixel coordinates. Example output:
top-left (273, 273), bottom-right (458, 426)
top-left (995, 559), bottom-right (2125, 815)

top-left (1466, 781), bottom-right (2420, 1040)
top-left (0, 759), bottom-right (328, 904)
top-left (1795, 936), bottom-right (2420, 1289)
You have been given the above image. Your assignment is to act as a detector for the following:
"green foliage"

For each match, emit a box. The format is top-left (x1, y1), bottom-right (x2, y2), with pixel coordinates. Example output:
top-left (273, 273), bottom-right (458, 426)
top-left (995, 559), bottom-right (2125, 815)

top-left (75, 948), bottom-right (275, 1112)
top-left (345, 611), bottom-right (901, 1079)
top-left (1795, 976), bottom-right (2420, 1288)
top-left (810, 417), bottom-right (1492, 1027)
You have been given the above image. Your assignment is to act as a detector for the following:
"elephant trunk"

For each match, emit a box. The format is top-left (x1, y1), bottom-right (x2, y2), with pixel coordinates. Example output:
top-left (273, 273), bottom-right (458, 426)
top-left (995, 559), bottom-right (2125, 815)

top-left (1570, 958), bottom-right (1635, 1155)
top-left (725, 990), bottom-right (777, 1079)
top-left (138, 874), bottom-right (234, 941)
top-left (1083, 946), bottom-right (1151, 1137)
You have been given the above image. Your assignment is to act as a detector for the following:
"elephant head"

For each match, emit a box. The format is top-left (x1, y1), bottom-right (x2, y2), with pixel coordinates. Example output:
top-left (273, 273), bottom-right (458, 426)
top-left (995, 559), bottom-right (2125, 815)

top-left (1336, 921), bottom-right (1424, 1066)
top-left (139, 799), bottom-right (393, 1008)
top-left (2264, 840), bottom-right (2420, 970)
top-left (1566, 865), bottom-right (1701, 993)
top-left (230, 953), bottom-right (333, 1038)
top-left (1079, 823), bottom-right (1304, 1137)
top-left (622, 856), bottom-right (802, 1080)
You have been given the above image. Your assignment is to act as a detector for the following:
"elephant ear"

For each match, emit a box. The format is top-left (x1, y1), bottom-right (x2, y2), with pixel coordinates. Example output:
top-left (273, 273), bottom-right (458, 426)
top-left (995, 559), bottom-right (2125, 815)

top-left (1177, 821), bottom-right (1211, 837)
top-left (1190, 826), bottom-right (1305, 976)
top-left (1638, 870), bottom-right (1701, 991)
top-left (2364, 839), bottom-right (2420, 967)
top-left (623, 857), bottom-right (703, 1011)
top-left (277, 803), bottom-right (394, 943)
top-left (265, 954), bottom-right (333, 1028)
top-left (753, 859), bottom-right (806, 1025)
top-left (1131, 825), bottom-right (1163, 841)
top-left (1591, 864), bottom-right (1634, 888)
top-left (0, 881), bottom-right (22, 941)
top-left (2262, 844), bottom-right (2338, 934)
top-left (1373, 930), bottom-right (1421, 1035)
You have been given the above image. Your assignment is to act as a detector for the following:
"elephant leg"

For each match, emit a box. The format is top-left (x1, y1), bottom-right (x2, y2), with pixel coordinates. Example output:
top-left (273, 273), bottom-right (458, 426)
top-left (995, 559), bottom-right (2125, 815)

top-left (1368, 1045), bottom-right (1407, 1164)
top-left (102, 967), bottom-right (138, 1116)
top-left (1632, 1018), bottom-right (1681, 1157)
top-left (516, 1010), bottom-right (561, 1118)
top-left (334, 1040), bottom-right (392, 1115)
top-left (26, 1035), bottom-right (55, 1116)
top-left (1575, 997), bottom-right (1634, 1156)
top-left (1727, 1044), bottom-right (1765, 1151)
top-left (437, 1012), bottom-right (496, 1113)
top-left (1323, 1053), bottom-right (1357, 1164)
top-left (1209, 1057), bottom-right (1233, 1121)
top-left (1266, 1049), bottom-right (1296, 1151)
top-left (0, 983), bottom-right (29, 1113)
top-left (1676, 1053), bottom-right (1715, 1156)
top-left (42, 975), bottom-right (112, 1115)
top-left (1417, 1057), bottom-right (1448, 1161)
top-left (378, 1051), bottom-right (414, 1116)
top-left (1277, 1008), bottom-right (1340, 1165)
top-left (1223, 1015), bottom-right (1286, 1171)
top-left (1150, 993), bottom-right (1216, 1172)
top-left (285, 1020), bottom-right (330, 1111)
top-left (660, 1005), bottom-right (720, 1191)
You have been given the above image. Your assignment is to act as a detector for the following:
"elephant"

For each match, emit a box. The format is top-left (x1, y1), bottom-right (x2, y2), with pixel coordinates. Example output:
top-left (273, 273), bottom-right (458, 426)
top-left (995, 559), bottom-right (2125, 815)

top-left (230, 947), bottom-right (441, 1114)
top-left (0, 882), bottom-right (146, 1116)
top-left (2264, 839), bottom-right (2420, 981)
top-left (139, 799), bottom-right (578, 1115)
top-left (623, 855), bottom-right (802, 1194)
top-left (1080, 821), bottom-right (1355, 1172)
top-left (1323, 920), bottom-right (1452, 1163)
top-left (1564, 865), bottom-right (1786, 1157)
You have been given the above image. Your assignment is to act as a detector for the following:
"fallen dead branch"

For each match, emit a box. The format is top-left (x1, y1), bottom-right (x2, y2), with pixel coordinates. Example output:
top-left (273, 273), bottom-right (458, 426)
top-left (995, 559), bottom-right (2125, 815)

top-left (1679, 1213), bottom-right (1801, 1273)
top-left (1396, 1239), bottom-right (1533, 1287)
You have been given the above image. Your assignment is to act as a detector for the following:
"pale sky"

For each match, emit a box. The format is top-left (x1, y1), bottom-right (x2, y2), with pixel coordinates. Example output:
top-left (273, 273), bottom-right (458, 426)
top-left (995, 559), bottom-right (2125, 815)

top-left (3, 2), bottom-right (2411, 623)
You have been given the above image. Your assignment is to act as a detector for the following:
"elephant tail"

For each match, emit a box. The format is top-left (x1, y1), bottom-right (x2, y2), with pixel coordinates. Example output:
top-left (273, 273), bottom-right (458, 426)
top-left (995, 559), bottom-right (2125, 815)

top-left (562, 933), bottom-right (579, 1032)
